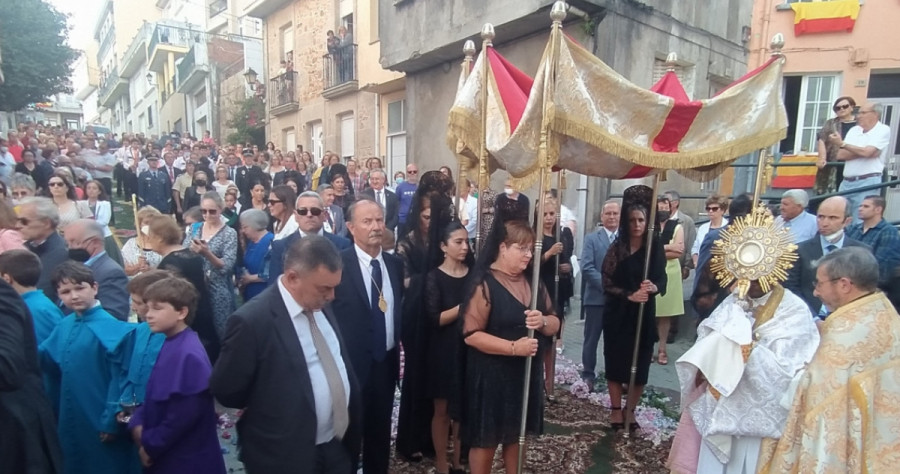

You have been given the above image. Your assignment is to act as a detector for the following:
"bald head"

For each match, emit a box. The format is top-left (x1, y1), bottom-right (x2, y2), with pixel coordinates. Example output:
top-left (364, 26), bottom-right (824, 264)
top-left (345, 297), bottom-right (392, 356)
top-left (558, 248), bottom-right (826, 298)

top-left (816, 196), bottom-right (852, 238)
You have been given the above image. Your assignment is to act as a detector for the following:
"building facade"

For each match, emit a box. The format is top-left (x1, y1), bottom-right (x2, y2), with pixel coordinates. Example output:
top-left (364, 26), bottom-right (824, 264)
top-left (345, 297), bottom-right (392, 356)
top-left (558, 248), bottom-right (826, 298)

top-left (379, 0), bottom-right (754, 223)
top-left (749, 0), bottom-right (900, 177)
top-left (246, 0), bottom-right (404, 174)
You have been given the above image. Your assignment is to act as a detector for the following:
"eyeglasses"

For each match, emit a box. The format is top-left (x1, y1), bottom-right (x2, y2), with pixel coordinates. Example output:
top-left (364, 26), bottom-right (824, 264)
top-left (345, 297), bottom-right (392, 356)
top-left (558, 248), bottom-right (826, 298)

top-left (296, 207), bottom-right (323, 217)
top-left (858, 109), bottom-right (874, 115)
top-left (200, 209), bottom-right (219, 215)
top-left (813, 277), bottom-right (840, 289)
top-left (833, 104), bottom-right (852, 112)
top-left (48, 181), bottom-right (66, 187)
top-left (509, 243), bottom-right (534, 255)
top-left (706, 206), bottom-right (721, 212)
top-left (268, 199), bottom-right (283, 205)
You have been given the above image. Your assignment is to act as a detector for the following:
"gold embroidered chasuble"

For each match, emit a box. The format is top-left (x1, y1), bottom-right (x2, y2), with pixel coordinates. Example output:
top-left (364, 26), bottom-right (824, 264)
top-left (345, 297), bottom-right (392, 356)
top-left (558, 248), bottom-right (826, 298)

top-left (759, 292), bottom-right (900, 473)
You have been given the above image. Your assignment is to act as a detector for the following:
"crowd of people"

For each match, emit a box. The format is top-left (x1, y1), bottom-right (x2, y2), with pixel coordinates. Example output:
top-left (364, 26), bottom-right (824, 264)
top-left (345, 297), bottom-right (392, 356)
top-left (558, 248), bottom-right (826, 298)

top-left (2, 97), bottom-right (900, 474)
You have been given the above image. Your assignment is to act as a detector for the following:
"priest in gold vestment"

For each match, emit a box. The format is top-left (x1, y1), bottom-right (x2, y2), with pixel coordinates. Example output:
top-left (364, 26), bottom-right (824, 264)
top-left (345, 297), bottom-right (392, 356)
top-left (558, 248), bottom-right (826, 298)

top-left (761, 246), bottom-right (900, 473)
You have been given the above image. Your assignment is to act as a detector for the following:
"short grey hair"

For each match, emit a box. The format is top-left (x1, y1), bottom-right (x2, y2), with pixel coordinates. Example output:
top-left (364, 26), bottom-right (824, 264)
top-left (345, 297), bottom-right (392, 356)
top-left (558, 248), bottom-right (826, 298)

top-left (817, 246), bottom-right (879, 292)
top-left (10, 173), bottom-right (36, 192)
top-left (782, 189), bottom-right (809, 208)
top-left (201, 191), bottom-right (224, 209)
top-left (664, 190), bottom-right (681, 203)
top-left (316, 184), bottom-right (333, 193)
top-left (19, 196), bottom-right (59, 228)
top-left (871, 102), bottom-right (884, 119)
top-left (70, 219), bottom-right (105, 240)
top-left (284, 234), bottom-right (343, 275)
top-left (369, 168), bottom-right (387, 180)
top-left (297, 190), bottom-right (325, 208)
top-left (239, 209), bottom-right (270, 231)
top-left (347, 198), bottom-right (384, 223)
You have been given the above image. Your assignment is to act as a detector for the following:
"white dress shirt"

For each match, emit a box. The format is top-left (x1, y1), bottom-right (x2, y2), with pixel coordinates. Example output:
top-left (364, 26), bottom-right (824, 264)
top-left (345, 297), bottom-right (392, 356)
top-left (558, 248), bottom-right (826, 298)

top-left (277, 278), bottom-right (351, 444)
top-left (354, 244), bottom-right (396, 352)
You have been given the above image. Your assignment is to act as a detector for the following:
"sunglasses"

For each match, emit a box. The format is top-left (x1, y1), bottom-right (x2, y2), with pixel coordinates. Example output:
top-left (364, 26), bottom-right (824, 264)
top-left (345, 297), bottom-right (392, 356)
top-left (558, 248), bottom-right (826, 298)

top-left (296, 207), bottom-right (323, 217)
top-left (706, 206), bottom-right (721, 212)
top-left (200, 209), bottom-right (219, 215)
top-left (407, 170), bottom-right (418, 175)
top-left (833, 104), bottom-right (852, 112)
top-left (48, 181), bottom-right (66, 187)
top-left (268, 199), bottom-right (283, 205)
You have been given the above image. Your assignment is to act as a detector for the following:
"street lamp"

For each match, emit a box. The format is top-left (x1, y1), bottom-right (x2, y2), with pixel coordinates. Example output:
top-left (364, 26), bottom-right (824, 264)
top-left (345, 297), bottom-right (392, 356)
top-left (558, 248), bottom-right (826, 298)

top-left (243, 68), bottom-right (258, 91)
top-left (146, 72), bottom-right (157, 86)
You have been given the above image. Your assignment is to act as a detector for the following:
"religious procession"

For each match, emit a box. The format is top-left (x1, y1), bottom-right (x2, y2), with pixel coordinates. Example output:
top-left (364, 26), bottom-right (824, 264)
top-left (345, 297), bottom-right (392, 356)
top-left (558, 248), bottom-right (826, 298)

top-left (3, 0), bottom-right (900, 473)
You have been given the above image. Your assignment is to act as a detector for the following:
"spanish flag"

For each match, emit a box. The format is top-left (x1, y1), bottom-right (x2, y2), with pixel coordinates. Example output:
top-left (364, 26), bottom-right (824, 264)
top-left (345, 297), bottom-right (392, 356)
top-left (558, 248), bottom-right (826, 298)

top-left (791, 0), bottom-right (860, 36)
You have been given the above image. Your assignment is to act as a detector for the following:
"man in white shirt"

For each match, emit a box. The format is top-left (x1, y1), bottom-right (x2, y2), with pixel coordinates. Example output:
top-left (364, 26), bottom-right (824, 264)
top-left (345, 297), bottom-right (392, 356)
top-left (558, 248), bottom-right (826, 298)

top-left (831, 101), bottom-right (891, 223)
top-left (210, 235), bottom-right (361, 473)
top-left (774, 189), bottom-right (818, 243)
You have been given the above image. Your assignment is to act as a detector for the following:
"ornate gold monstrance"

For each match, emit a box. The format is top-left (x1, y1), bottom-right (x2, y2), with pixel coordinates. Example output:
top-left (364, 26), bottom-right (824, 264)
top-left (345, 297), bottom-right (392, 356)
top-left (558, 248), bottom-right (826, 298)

top-left (710, 203), bottom-right (798, 299)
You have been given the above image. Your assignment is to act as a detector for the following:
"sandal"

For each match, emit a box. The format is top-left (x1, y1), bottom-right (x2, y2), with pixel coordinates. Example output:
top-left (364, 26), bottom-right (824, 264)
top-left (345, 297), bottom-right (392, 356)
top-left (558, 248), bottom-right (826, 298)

top-left (657, 350), bottom-right (668, 365)
top-left (609, 406), bottom-right (624, 431)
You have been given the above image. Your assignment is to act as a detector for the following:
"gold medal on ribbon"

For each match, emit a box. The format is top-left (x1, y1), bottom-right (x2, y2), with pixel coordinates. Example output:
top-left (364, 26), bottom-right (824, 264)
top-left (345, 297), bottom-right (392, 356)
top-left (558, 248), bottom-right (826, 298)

top-left (378, 294), bottom-right (388, 312)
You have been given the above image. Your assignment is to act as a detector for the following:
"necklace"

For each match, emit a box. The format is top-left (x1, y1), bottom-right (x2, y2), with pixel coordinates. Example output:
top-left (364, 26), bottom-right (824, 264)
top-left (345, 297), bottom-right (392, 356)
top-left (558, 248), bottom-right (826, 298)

top-left (360, 256), bottom-right (388, 312)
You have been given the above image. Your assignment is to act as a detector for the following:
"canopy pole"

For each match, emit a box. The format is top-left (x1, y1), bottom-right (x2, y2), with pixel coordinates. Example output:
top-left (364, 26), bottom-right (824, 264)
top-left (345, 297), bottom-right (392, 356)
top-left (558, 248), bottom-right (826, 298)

top-left (517, 3), bottom-right (566, 472)
top-left (547, 169), bottom-right (565, 399)
top-left (475, 25), bottom-right (494, 255)
top-left (457, 40), bottom-right (477, 220)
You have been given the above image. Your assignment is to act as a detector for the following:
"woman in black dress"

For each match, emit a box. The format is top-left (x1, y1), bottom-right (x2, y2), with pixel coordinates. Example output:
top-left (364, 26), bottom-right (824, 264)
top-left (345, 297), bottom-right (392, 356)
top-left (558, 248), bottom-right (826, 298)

top-left (144, 214), bottom-right (220, 363)
top-left (395, 170), bottom-right (455, 462)
top-left (425, 221), bottom-right (471, 474)
top-left (537, 198), bottom-right (574, 400)
top-left (460, 217), bottom-right (560, 474)
top-left (600, 184), bottom-right (667, 433)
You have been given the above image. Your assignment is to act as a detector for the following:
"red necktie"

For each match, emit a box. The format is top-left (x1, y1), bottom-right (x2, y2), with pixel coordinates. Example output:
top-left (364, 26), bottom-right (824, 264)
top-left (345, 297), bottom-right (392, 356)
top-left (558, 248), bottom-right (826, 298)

top-left (169, 166), bottom-right (174, 182)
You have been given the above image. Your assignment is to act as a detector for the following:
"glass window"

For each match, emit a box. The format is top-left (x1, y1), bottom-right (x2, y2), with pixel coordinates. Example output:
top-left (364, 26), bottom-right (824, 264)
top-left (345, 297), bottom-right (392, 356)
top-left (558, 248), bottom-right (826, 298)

top-left (794, 75), bottom-right (841, 154)
top-left (387, 99), bottom-right (405, 134)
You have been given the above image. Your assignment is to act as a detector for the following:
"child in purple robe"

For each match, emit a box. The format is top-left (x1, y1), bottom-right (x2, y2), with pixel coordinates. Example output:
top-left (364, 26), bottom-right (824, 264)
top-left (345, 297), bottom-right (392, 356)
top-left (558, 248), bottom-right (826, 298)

top-left (128, 276), bottom-right (225, 473)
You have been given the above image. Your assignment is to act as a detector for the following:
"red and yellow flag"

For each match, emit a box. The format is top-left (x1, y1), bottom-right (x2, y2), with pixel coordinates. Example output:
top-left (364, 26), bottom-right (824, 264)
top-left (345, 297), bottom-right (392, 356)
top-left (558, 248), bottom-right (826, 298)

top-left (791, 0), bottom-right (860, 36)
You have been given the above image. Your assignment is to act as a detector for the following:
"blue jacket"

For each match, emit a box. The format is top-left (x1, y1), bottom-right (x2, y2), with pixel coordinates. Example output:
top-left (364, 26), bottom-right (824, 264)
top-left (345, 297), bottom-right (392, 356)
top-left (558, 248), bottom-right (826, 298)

top-left (581, 228), bottom-right (615, 306)
top-left (137, 169), bottom-right (172, 214)
top-left (266, 230), bottom-right (352, 286)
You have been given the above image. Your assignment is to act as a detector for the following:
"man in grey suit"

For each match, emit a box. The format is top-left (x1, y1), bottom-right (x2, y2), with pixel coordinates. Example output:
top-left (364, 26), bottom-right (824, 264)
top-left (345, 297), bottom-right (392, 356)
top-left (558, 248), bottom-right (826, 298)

top-left (580, 200), bottom-right (620, 385)
top-left (318, 184), bottom-right (347, 238)
top-left (784, 196), bottom-right (870, 318)
top-left (63, 219), bottom-right (130, 320)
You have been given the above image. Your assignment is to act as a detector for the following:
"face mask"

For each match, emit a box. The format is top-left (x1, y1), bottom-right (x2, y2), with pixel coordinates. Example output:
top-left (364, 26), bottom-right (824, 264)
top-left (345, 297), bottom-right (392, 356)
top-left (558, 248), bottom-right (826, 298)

top-left (68, 248), bottom-right (91, 263)
top-left (395, 178), bottom-right (404, 186)
top-left (504, 187), bottom-right (515, 196)
top-left (822, 229), bottom-right (844, 243)
top-left (657, 211), bottom-right (671, 223)
top-left (194, 179), bottom-right (207, 187)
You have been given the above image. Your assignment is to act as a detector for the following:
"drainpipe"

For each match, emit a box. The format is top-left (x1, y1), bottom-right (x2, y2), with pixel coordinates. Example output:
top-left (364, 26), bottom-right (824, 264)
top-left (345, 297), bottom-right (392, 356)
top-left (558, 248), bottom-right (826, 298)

top-left (374, 92), bottom-right (381, 162)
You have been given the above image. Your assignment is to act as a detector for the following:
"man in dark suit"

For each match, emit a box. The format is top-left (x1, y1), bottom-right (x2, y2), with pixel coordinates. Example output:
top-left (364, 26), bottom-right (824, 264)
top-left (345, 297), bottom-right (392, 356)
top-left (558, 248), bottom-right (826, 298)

top-left (63, 220), bottom-right (130, 321)
top-left (236, 149), bottom-right (267, 206)
top-left (785, 196), bottom-right (870, 317)
top-left (162, 151), bottom-right (183, 215)
top-left (317, 184), bottom-right (347, 238)
top-left (359, 169), bottom-right (399, 232)
top-left (330, 199), bottom-right (403, 474)
top-left (211, 235), bottom-right (361, 474)
top-left (16, 197), bottom-right (69, 304)
top-left (580, 200), bottom-right (619, 385)
top-left (0, 278), bottom-right (64, 473)
top-left (137, 154), bottom-right (173, 214)
top-left (268, 191), bottom-right (352, 285)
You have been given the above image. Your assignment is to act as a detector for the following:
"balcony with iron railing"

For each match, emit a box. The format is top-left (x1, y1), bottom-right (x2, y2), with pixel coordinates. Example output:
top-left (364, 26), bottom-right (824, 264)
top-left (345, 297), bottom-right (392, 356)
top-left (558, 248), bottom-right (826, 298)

top-left (98, 66), bottom-right (128, 108)
top-left (270, 71), bottom-right (299, 116)
top-left (148, 23), bottom-right (192, 72)
top-left (209, 0), bottom-right (227, 17)
top-left (323, 44), bottom-right (358, 99)
top-left (176, 43), bottom-right (210, 93)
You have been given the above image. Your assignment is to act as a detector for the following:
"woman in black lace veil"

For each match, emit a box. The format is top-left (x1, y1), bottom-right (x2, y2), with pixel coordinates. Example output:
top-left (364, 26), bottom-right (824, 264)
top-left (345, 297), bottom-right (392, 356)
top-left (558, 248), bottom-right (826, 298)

top-left (456, 194), bottom-right (560, 474)
top-left (395, 170), bottom-right (455, 462)
top-left (600, 184), bottom-right (667, 433)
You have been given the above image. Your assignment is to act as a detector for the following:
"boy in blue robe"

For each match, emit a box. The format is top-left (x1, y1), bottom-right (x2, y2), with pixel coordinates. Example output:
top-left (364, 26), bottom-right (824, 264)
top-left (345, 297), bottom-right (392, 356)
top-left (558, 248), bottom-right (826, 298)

top-left (118, 270), bottom-right (167, 410)
top-left (0, 249), bottom-right (63, 346)
top-left (39, 261), bottom-right (140, 474)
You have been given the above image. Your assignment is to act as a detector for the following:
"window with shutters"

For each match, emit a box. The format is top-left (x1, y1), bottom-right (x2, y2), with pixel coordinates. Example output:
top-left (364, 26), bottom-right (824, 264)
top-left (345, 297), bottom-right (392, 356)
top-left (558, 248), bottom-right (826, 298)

top-left (340, 114), bottom-right (355, 159)
top-left (652, 58), bottom-right (696, 99)
top-left (281, 24), bottom-right (294, 61)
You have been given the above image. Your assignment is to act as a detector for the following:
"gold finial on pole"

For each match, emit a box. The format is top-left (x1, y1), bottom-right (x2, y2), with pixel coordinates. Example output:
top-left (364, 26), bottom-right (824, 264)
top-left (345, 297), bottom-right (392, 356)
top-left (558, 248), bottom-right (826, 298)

top-left (463, 39), bottom-right (476, 58)
top-left (665, 52), bottom-right (678, 71)
top-left (550, 1), bottom-right (568, 23)
top-left (481, 23), bottom-right (495, 46)
top-left (770, 33), bottom-right (785, 57)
